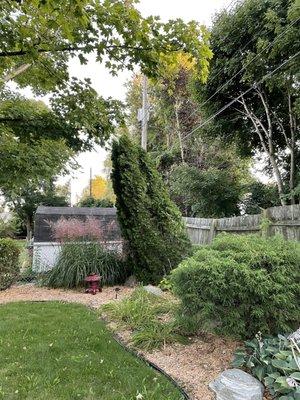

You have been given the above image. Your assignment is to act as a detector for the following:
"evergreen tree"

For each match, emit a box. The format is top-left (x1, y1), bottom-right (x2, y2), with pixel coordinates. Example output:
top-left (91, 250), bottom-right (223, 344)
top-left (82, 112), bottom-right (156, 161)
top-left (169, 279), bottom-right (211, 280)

top-left (111, 136), bottom-right (191, 284)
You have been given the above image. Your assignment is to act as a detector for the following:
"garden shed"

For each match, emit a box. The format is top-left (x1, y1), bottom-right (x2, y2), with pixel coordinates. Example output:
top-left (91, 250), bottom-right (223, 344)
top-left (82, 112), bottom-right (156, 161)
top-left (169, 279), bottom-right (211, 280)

top-left (33, 206), bottom-right (122, 272)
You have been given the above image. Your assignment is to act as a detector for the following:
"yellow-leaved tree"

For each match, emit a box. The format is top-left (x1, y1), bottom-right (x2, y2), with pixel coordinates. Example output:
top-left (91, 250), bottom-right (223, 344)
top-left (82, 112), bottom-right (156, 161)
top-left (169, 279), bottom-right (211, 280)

top-left (80, 175), bottom-right (115, 203)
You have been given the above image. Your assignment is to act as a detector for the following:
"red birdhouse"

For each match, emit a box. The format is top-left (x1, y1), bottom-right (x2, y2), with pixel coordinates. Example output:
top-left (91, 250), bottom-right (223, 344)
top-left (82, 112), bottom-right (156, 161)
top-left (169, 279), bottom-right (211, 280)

top-left (85, 274), bottom-right (102, 295)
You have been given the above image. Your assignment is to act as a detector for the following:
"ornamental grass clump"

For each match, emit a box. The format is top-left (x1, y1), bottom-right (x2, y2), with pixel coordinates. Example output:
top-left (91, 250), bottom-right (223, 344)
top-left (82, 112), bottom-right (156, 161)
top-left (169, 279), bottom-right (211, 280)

top-left (102, 288), bottom-right (185, 350)
top-left (171, 234), bottom-right (300, 339)
top-left (45, 217), bottom-right (125, 288)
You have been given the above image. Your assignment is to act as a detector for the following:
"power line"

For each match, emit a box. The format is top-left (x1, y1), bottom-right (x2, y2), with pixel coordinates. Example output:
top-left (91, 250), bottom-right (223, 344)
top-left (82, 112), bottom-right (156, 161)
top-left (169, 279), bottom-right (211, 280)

top-left (173, 6), bottom-right (279, 130)
top-left (137, 0), bottom-right (243, 131)
top-left (182, 51), bottom-right (300, 142)
top-left (196, 16), bottom-right (300, 111)
top-left (137, 0), bottom-right (240, 130)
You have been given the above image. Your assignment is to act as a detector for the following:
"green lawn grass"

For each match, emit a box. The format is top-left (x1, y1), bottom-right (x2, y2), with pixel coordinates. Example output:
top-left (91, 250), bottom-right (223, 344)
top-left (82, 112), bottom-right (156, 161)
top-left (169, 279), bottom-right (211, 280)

top-left (0, 302), bottom-right (184, 400)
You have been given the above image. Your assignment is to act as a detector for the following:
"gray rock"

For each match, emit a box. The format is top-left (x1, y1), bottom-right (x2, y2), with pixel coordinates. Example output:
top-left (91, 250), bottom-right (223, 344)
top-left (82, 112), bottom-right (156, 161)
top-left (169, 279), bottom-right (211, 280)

top-left (143, 285), bottom-right (163, 296)
top-left (209, 369), bottom-right (264, 400)
top-left (124, 275), bottom-right (138, 288)
top-left (288, 327), bottom-right (300, 342)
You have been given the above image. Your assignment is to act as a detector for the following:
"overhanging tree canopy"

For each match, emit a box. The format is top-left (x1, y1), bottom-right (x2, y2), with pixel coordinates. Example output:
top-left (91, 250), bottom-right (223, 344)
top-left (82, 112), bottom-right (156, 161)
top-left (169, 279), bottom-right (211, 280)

top-left (0, 0), bottom-right (212, 150)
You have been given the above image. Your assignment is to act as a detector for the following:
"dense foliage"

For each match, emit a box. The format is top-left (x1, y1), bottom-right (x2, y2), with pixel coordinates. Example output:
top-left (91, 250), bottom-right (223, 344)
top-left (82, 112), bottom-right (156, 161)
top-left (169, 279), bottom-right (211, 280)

top-left (0, 0), bottom-right (211, 155)
top-left (233, 332), bottom-right (300, 399)
top-left (0, 0), bottom-right (211, 86)
top-left (125, 64), bottom-right (250, 218)
top-left (171, 234), bottom-right (300, 339)
top-left (198, 0), bottom-right (300, 204)
top-left (0, 238), bottom-right (20, 290)
top-left (169, 163), bottom-right (242, 217)
top-left (0, 215), bottom-right (20, 238)
top-left (46, 241), bottom-right (124, 289)
top-left (111, 135), bottom-right (191, 284)
top-left (243, 181), bottom-right (280, 215)
top-left (77, 197), bottom-right (114, 208)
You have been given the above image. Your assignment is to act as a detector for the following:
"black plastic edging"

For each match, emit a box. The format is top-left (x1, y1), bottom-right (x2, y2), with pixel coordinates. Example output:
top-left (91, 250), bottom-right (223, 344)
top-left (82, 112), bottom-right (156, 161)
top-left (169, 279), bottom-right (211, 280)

top-left (105, 325), bottom-right (191, 400)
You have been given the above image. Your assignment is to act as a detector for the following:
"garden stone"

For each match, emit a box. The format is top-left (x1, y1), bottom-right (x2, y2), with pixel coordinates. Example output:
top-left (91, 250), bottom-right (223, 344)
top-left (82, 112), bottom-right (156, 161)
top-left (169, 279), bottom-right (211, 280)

top-left (209, 369), bottom-right (264, 400)
top-left (124, 275), bottom-right (138, 287)
top-left (143, 285), bottom-right (163, 296)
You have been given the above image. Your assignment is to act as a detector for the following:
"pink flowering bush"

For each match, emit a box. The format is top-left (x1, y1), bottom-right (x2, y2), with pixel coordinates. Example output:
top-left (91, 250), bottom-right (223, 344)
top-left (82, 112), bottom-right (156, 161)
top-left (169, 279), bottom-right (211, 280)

top-left (44, 217), bottom-right (127, 288)
top-left (47, 217), bottom-right (105, 242)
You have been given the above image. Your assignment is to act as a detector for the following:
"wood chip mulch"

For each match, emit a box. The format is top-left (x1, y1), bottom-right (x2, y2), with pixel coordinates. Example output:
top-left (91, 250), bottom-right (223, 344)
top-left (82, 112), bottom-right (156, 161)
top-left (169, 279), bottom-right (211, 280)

top-left (0, 284), bottom-right (242, 400)
top-left (0, 283), bottom-right (133, 309)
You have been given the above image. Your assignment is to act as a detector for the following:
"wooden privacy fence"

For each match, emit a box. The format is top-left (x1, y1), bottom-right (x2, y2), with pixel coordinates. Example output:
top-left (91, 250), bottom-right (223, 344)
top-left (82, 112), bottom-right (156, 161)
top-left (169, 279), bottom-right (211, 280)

top-left (183, 204), bottom-right (300, 245)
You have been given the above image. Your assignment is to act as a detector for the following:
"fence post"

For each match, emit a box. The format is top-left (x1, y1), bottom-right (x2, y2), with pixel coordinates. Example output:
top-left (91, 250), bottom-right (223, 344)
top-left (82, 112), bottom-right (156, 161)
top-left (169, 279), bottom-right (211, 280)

top-left (209, 219), bottom-right (218, 243)
top-left (261, 208), bottom-right (272, 237)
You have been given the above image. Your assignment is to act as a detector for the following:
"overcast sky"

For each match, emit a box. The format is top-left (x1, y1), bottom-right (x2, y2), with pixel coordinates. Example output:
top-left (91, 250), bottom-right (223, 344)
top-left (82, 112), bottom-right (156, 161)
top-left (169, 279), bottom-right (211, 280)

top-left (64, 0), bottom-right (232, 204)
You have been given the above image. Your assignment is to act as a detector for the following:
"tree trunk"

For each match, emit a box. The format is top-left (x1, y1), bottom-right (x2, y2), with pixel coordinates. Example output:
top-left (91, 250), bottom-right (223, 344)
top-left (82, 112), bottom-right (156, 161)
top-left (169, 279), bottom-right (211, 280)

top-left (175, 100), bottom-right (184, 162)
top-left (290, 147), bottom-right (295, 205)
top-left (26, 217), bottom-right (32, 242)
top-left (268, 152), bottom-right (287, 205)
top-left (239, 95), bottom-right (287, 206)
top-left (288, 90), bottom-right (296, 204)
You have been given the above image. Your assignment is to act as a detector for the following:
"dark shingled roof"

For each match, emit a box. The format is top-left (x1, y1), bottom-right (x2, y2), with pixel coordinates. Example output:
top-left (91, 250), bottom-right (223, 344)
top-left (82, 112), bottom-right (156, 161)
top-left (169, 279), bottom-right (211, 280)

top-left (36, 206), bottom-right (117, 216)
top-left (34, 206), bottom-right (121, 243)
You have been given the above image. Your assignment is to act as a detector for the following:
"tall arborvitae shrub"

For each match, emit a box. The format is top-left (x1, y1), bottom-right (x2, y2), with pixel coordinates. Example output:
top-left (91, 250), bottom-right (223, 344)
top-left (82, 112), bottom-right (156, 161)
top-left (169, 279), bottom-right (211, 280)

top-left (111, 136), bottom-right (191, 284)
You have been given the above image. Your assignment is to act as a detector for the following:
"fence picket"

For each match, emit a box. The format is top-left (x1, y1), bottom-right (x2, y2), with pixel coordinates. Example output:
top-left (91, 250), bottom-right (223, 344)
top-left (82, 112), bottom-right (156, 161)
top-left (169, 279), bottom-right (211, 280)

top-left (183, 204), bottom-right (300, 245)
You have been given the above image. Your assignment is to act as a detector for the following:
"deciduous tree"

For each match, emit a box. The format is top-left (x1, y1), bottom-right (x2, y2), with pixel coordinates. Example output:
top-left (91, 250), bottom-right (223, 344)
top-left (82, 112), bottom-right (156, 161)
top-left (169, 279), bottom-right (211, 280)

top-left (0, 0), bottom-right (212, 146)
top-left (197, 0), bottom-right (300, 204)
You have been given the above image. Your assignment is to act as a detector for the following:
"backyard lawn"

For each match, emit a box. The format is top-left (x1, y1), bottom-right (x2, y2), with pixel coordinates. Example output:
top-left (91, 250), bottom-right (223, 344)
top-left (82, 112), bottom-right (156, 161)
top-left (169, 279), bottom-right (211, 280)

top-left (0, 302), bottom-right (184, 400)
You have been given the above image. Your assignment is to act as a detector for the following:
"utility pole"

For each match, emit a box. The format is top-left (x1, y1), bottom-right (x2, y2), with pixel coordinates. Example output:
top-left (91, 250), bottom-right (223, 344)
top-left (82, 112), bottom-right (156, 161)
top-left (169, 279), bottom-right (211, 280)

top-left (141, 74), bottom-right (148, 150)
top-left (89, 167), bottom-right (92, 197)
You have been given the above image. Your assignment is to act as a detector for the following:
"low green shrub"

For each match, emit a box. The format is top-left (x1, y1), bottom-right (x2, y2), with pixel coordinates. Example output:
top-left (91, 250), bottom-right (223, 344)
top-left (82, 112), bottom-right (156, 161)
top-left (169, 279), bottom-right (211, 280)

top-left (171, 234), bottom-right (300, 339)
top-left (102, 288), bottom-right (185, 350)
top-left (45, 241), bottom-right (126, 288)
top-left (158, 276), bottom-right (174, 292)
top-left (0, 238), bottom-right (20, 290)
top-left (0, 216), bottom-right (20, 238)
top-left (233, 332), bottom-right (300, 399)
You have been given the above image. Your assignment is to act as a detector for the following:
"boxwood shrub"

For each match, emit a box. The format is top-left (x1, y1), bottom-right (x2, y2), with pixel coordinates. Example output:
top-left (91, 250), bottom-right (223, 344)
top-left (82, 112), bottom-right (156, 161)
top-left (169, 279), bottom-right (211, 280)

top-left (0, 238), bottom-right (20, 290)
top-left (171, 234), bottom-right (300, 339)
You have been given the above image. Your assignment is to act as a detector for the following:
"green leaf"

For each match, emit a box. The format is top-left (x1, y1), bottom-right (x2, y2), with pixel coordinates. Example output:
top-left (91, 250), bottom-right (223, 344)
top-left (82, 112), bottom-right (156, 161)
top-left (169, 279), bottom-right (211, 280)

top-left (290, 372), bottom-right (300, 381)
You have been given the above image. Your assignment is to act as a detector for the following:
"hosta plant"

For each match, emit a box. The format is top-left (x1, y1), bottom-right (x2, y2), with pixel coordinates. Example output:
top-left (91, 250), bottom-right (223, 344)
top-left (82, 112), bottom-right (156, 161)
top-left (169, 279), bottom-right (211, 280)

top-left (233, 331), bottom-right (300, 399)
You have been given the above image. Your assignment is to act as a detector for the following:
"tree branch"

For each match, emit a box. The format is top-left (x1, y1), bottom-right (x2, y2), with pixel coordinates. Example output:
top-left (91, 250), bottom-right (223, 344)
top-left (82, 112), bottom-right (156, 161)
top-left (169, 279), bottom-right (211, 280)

top-left (255, 87), bottom-right (273, 139)
top-left (0, 44), bottom-right (155, 58)
top-left (3, 63), bottom-right (31, 82)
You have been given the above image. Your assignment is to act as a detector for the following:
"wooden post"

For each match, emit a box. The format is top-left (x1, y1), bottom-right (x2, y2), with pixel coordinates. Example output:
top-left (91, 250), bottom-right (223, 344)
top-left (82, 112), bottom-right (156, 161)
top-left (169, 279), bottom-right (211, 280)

top-left (261, 208), bottom-right (272, 237)
top-left (209, 219), bottom-right (218, 243)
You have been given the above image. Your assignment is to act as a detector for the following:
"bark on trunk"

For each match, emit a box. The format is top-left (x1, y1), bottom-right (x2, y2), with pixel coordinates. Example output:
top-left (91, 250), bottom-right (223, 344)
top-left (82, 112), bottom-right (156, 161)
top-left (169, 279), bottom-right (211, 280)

top-left (288, 90), bottom-right (296, 204)
top-left (239, 95), bottom-right (287, 205)
top-left (175, 100), bottom-right (184, 163)
top-left (26, 217), bottom-right (32, 242)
